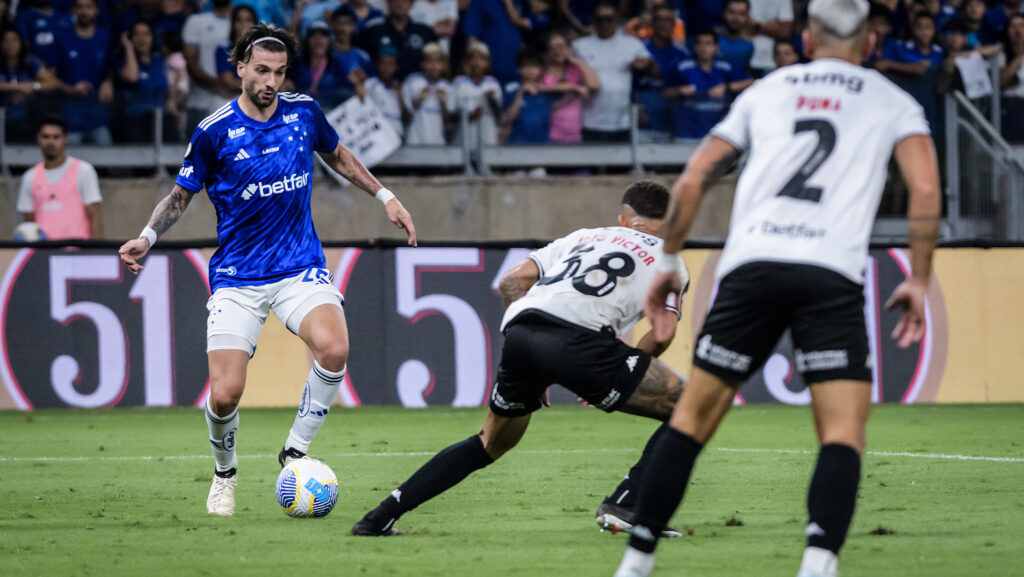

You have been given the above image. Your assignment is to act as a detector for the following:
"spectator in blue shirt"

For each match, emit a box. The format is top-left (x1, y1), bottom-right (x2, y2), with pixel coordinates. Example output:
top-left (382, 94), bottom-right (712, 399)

top-left (981, 0), bottom-right (1024, 45)
top-left (55, 0), bottom-right (113, 145)
top-left (330, 5), bottom-right (375, 77)
top-left (215, 4), bottom-right (257, 96)
top-left (464, 0), bottom-right (522, 85)
top-left (14, 0), bottom-right (73, 68)
top-left (665, 28), bottom-right (750, 140)
top-left (865, 3), bottom-right (901, 69)
top-left (233, 0), bottom-right (288, 27)
top-left (636, 3), bottom-right (690, 143)
top-left (716, 0), bottom-right (753, 74)
top-left (116, 20), bottom-right (169, 142)
top-left (0, 28), bottom-right (57, 141)
top-left (503, 49), bottom-right (553, 144)
top-left (356, 0), bottom-right (437, 80)
top-left (884, 11), bottom-right (944, 131)
top-left (295, 21), bottom-right (363, 109)
top-left (114, 0), bottom-right (186, 47)
top-left (502, 0), bottom-right (554, 52)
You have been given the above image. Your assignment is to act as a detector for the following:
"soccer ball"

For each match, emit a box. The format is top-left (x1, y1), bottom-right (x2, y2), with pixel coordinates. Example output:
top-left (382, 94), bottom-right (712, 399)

top-left (275, 457), bottom-right (339, 518)
top-left (13, 222), bottom-right (46, 242)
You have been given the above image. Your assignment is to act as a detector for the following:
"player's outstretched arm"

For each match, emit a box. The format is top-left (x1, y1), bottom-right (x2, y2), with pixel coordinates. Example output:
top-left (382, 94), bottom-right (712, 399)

top-left (645, 135), bottom-right (739, 343)
top-left (118, 185), bottom-right (196, 274)
top-left (319, 144), bottom-right (418, 246)
top-left (886, 134), bottom-right (941, 348)
top-left (497, 259), bottom-right (539, 309)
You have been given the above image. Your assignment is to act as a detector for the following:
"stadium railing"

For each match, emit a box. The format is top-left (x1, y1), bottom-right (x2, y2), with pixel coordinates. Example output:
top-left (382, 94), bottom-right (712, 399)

top-left (944, 90), bottom-right (1024, 241)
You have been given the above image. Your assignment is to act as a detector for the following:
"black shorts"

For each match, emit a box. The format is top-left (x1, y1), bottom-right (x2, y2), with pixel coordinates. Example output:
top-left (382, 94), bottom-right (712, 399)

top-left (489, 312), bottom-right (652, 418)
top-left (693, 262), bottom-right (872, 385)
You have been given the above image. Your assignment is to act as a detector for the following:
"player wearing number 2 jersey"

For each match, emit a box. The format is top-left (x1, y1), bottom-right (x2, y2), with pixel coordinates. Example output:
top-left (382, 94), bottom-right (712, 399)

top-left (117, 25), bottom-right (417, 517)
top-left (614, 1), bottom-right (942, 576)
top-left (352, 181), bottom-right (692, 537)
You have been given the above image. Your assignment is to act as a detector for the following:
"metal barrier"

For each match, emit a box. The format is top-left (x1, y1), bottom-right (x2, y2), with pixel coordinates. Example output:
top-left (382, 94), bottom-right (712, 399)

top-left (945, 90), bottom-right (1024, 241)
top-left (0, 103), bottom-right (701, 176)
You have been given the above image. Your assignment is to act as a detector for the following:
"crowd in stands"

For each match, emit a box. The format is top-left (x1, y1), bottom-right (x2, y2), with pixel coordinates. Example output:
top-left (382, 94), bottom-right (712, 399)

top-left (1, 0), bottom-right (1023, 147)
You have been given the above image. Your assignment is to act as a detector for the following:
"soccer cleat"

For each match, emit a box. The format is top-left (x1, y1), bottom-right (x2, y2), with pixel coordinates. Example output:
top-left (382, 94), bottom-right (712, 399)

top-left (351, 516), bottom-right (402, 537)
top-left (278, 447), bottom-right (306, 468)
top-left (596, 502), bottom-right (683, 539)
top-left (206, 471), bottom-right (237, 516)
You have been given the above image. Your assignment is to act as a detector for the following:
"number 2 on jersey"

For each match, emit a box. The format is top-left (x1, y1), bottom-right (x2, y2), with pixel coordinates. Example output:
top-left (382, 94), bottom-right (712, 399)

top-left (538, 244), bottom-right (636, 297)
top-left (777, 119), bottom-right (836, 203)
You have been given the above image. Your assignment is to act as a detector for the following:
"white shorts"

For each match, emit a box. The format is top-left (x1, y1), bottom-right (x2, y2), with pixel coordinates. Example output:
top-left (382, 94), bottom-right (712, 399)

top-left (206, 267), bottom-right (345, 355)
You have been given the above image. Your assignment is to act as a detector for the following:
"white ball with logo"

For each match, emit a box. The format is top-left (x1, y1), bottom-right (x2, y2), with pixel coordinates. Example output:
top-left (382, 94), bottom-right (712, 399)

top-left (275, 457), bottom-right (340, 518)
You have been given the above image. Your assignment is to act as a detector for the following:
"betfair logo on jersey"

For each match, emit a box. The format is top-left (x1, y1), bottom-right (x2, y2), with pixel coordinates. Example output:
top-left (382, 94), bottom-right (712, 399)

top-left (241, 172), bottom-right (310, 200)
top-left (283, 113), bottom-right (300, 124)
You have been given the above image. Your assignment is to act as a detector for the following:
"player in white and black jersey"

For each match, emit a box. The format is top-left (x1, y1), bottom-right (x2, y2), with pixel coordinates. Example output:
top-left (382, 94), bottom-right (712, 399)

top-left (613, 1), bottom-right (942, 577)
top-left (351, 181), bottom-right (692, 537)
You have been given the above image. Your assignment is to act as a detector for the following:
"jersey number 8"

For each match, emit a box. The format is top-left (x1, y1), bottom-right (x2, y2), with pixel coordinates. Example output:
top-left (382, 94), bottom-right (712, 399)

top-left (537, 244), bottom-right (636, 297)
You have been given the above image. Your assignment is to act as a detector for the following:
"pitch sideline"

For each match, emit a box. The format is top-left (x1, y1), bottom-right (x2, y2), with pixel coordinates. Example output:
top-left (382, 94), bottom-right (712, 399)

top-left (2, 446), bottom-right (1022, 463)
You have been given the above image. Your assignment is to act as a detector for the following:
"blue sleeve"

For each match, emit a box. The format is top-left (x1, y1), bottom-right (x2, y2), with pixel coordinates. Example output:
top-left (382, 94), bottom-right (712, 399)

top-left (308, 101), bottom-right (340, 153)
top-left (729, 64), bottom-right (750, 82)
top-left (464, 0), bottom-right (482, 38)
top-left (215, 46), bottom-right (232, 74)
top-left (882, 39), bottom-right (903, 61)
top-left (176, 129), bottom-right (218, 193)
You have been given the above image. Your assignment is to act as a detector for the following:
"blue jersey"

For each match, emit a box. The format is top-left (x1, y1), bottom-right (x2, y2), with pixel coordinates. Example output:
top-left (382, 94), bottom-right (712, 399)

top-left (717, 35), bottom-right (754, 74)
top-left (672, 59), bottom-right (749, 139)
top-left (175, 93), bottom-right (341, 291)
top-left (636, 38), bottom-right (690, 134)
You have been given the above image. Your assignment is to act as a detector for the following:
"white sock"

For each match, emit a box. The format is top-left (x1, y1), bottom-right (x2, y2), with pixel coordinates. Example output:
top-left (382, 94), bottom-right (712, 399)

top-left (800, 546), bottom-right (839, 577)
top-left (285, 361), bottom-right (344, 454)
top-left (614, 546), bottom-right (655, 577)
top-left (205, 399), bottom-right (238, 473)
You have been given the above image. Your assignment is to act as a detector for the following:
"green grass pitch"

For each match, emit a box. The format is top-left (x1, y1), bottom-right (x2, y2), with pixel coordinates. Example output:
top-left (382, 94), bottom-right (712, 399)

top-left (1, 404), bottom-right (1022, 576)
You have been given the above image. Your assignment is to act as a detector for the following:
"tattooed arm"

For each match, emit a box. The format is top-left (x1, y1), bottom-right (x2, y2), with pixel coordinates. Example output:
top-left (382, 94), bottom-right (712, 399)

top-left (497, 259), bottom-right (540, 309)
top-left (118, 185), bottom-right (196, 274)
top-left (635, 326), bottom-right (675, 357)
top-left (319, 144), bottom-right (417, 246)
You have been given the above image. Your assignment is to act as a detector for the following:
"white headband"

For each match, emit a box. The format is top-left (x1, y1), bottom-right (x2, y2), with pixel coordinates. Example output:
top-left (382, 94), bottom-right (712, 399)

top-left (248, 36), bottom-right (286, 53)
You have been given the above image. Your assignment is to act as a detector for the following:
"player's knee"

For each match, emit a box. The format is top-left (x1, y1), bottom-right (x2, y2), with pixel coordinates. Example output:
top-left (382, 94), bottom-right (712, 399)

top-left (209, 386), bottom-right (242, 414)
top-left (315, 341), bottom-right (349, 373)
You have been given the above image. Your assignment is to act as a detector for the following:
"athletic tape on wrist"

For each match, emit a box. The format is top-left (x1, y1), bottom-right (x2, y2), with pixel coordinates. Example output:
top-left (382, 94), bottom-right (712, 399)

top-left (140, 226), bottom-right (158, 247)
top-left (375, 187), bottom-right (396, 205)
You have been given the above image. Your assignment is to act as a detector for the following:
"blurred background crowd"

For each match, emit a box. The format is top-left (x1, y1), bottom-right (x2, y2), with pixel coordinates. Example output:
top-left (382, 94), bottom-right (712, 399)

top-left (1, 0), bottom-right (1022, 148)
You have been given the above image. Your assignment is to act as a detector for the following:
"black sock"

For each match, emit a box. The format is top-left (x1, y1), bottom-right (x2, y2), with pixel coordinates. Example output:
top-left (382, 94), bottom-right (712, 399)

top-left (605, 423), bottom-right (669, 510)
top-left (363, 435), bottom-right (494, 528)
top-left (627, 427), bottom-right (703, 553)
top-left (806, 443), bottom-right (861, 554)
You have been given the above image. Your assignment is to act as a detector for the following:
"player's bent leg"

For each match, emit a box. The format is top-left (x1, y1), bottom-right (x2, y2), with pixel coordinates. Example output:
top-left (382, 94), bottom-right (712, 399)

top-left (280, 303), bottom-right (349, 465)
top-left (351, 409), bottom-right (519, 537)
top-left (598, 360), bottom-right (686, 538)
top-left (477, 409), bottom-right (532, 460)
top-left (798, 380), bottom-right (871, 577)
top-left (617, 359), bottom-right (685, 421)
top-left (205, 348), bottom-right (249, 516)
top-left (616, 368), bottom-right (739, 576)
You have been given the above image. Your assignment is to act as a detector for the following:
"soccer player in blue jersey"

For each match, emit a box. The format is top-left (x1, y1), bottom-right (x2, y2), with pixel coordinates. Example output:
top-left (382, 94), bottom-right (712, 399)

top-left (118, 24), bottom-right (417, 517)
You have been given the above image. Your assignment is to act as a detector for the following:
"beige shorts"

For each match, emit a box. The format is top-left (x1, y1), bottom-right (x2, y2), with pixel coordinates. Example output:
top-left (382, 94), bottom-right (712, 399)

top-left (206, 268), bottom-right (344, 355)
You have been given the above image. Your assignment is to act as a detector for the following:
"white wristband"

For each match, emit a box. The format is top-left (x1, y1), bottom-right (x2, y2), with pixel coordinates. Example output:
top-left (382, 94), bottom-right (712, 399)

top-left (375, 187), bottom-right (396, 205)
top-left (656, 251), bottom-right (680, 274)
top-left (140, 226), bottom-right (158, 248)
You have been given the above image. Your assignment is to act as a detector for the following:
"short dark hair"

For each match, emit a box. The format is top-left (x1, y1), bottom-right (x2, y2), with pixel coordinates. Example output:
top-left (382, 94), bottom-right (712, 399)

top-left (774, 38), bottom-right (796, 51)
top-left (229, 24), bottom-right (297, 66)
top-left (331, 4), bottom-right (357, 22)
top-left (516, 49), bottom-right (544, 68)
top-left (724, 0), bottom-right (749, 8)
top-left (693, 28), bottom-right (718, 43)
top-left (37, 114), bottom-right (67, 134)
top-left (621, 181), bottom-right (670, 219)
top-left (594, 0), bottom-right (618, 14)
top-left (942, 17), bottom-right (967, 35)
